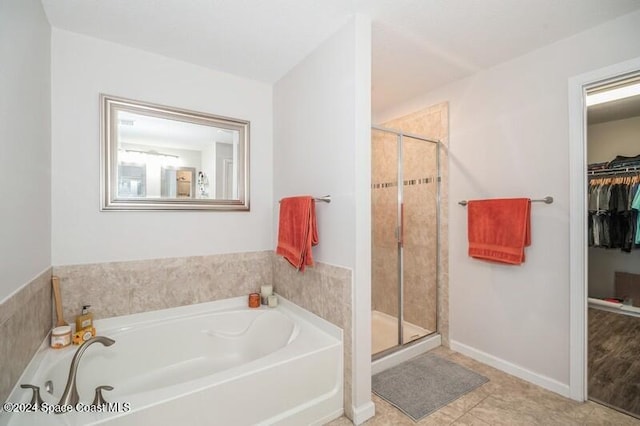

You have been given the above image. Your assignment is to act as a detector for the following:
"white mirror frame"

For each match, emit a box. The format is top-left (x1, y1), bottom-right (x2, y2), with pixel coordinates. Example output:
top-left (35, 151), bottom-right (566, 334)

top-left (100, 94), bottom-right (250, 211)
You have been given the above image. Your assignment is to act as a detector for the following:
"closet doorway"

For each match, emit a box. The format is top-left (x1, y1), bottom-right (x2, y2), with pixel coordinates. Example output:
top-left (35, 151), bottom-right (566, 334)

top-left (586, 74), bottom-right (640, 418)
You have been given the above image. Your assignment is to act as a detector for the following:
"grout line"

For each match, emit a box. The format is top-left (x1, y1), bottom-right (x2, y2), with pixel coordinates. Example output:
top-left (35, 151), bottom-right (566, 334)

top-left (445, 387), bottom-right (491, 425)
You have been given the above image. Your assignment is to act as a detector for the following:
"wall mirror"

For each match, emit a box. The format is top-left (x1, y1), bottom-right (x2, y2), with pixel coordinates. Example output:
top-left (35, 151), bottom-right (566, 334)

top-left (100, 94), bottom-right (249, 211)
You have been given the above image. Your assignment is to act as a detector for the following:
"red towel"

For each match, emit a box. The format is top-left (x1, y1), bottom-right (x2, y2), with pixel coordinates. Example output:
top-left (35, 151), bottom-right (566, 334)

top-left (276, 196), bottom-right (318, 271)
top-left (467, 198), bottom-right (531, 265)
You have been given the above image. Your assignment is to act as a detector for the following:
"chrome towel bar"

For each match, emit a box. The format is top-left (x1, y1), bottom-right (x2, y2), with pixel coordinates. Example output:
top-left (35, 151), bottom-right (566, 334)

top-left (279, 195), bottom-right (331, 203)
top-left (458, 196), bottom-right (553, 206)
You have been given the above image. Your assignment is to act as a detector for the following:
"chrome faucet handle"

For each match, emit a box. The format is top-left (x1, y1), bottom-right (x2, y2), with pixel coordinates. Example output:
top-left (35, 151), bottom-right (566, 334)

top-left (57, 336), bottom-right (115, 411)
top-left (91, 385), bottom-right (114, 406)
top-left (20, 384), bottom-right (44, 406)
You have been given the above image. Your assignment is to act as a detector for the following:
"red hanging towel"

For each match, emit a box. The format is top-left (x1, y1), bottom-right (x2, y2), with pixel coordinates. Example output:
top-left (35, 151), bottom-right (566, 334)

top-left (467, 198), bottom-right (531, 265)
top-left (276, 196), bottom-right (318, 271)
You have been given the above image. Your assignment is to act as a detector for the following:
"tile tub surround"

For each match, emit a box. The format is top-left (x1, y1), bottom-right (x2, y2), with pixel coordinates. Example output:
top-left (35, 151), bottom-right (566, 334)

top-left (52, 251), bottom-right (273, 323)
top-left (272, 255), bottom-right (353, 420)
top-left (51, 251), bottom-right (354, 419)
top-left (0, 268), bottom-right (52, 404)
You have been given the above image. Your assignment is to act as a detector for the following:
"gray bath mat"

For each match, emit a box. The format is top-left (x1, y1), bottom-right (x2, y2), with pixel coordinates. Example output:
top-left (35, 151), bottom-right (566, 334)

top-left (372, 352), bottom-right (489, 422)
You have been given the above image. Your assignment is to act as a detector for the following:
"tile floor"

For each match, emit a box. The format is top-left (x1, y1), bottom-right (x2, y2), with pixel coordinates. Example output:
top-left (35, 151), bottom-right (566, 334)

top-left (327, 346), bottom-right (640, 425)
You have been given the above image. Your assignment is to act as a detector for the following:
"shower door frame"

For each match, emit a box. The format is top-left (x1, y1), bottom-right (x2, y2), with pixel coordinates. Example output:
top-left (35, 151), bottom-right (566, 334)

top-left (371, 125), bottom-right (441, 359)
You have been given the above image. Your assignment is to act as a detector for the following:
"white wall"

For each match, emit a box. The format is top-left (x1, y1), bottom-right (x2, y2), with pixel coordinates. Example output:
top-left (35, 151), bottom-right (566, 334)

top-left (273, 24), bottom-right (356, 268)
top-left (0, 0), bottom-right (51, 302)
top-left (588, 249), bottom-right (640, 298)
top-left (273, 16), bottom-right (373, 422)
top-left (588, 115), bottom-right (640, 163)
top-left (51, 29), bottom-right (273, 265)
top-left (587, 116), bottom-right (640, 297)
top-left (375, 10), bottom-right (640, 393)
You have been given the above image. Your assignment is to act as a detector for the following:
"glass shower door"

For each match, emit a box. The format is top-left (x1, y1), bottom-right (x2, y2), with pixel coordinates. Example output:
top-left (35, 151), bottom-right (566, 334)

top-left (371, 127), bottom-right (439, 357)
top-left (371, 129), bottom-right (401, 355)
top-left (401, 135), bottom-right (438, 343)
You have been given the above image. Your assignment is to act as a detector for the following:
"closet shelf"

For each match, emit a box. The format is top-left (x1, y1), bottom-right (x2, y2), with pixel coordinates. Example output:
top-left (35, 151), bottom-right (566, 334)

top-left (588, 165), bottom-right (640, 176)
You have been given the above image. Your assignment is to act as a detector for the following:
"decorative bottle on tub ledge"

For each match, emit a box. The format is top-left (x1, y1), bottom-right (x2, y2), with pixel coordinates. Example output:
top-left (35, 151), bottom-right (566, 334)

top-left (73, 305), bottom-right (96, 344)
top-left (261, 284), bottom-right (273, 305)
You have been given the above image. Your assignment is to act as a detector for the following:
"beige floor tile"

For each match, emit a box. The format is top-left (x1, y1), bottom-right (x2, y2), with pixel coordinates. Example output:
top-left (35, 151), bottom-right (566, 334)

top-left (468, 395), bottom-right (551, 425)
top-left (363, 394), bottom-right (418, 425)
top-left (325, 350), bottom-right (640, 426)
top-left (586, 402), bottom-right (640, 425)
top-left (535, 402), bottom-right (599, 426)
top-left (325, 416), bottom-right (354, 426)
top-left (414, 410), bottom-right (459, 425)
top-left (435, 386), bottom-right (491, 419)
top-left (552, 401), bottom-right (598, 423)
top-left (490, 382), bottom-right (589, 420)
top-left (368, 393), bottom-right (459, 425)
top-left (452, 413), bottom-right (491, 425)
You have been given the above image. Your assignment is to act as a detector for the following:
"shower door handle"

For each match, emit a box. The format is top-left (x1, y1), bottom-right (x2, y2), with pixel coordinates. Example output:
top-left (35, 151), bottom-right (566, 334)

top-left (398, 203), bottom-right (404, 247)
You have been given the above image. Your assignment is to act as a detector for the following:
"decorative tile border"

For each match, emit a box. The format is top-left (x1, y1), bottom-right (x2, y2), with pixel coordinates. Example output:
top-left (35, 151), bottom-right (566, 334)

top-left (371, 176), bottom-right (438, 189)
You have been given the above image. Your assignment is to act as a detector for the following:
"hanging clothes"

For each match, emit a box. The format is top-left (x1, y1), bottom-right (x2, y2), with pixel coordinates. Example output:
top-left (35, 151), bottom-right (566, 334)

top-left (588, 173), bottom-right (640, 252)
top-left (633, 187), bottom-right (640, 245)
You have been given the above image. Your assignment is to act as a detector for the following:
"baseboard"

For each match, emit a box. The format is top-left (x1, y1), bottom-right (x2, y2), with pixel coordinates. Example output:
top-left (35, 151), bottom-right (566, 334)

top-left (450, 340), bottom-right (571, 398)
top-left (350, 401), bottom-right (375, 425)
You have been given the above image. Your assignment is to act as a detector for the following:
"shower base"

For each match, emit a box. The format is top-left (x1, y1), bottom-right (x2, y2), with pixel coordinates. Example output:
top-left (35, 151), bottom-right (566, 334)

top-left (371, 310), bottom-right (431, 355)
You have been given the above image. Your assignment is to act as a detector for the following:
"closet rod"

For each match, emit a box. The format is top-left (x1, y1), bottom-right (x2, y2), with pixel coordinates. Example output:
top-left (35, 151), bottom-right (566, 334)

top-left (458, 196), bottom-right (553, 206)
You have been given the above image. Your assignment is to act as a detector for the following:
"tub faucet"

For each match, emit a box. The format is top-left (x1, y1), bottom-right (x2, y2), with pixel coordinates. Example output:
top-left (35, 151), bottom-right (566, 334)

top-left (57, 336), bottom-right (115, 408)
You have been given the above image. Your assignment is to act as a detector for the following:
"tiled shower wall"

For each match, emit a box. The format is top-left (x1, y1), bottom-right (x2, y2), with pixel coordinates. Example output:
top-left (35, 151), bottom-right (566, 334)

top-left (0, 269), bottom-right (52, 404)
top-left (371, 129), bottom-right (401, 323)
top-left (372, 102), bottom-right (450, 345)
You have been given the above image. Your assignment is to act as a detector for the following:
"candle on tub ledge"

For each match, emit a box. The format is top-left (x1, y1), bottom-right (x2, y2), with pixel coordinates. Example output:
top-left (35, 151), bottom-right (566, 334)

top-left (268, 294), bottom-right (278, 308)
top-left (260, 284), bottom-right (273, 305)
top-left (248, 293), bottom-right (260, 308)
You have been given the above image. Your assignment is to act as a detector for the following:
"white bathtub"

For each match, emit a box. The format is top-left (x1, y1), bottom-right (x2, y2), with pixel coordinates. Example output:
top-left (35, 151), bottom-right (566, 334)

top-left (1, 296), bottom-right (343, 426)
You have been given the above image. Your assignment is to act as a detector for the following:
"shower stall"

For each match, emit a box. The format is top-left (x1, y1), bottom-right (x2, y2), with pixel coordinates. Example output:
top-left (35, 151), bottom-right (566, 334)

top-left (371, 126), bottom-right (440, 358)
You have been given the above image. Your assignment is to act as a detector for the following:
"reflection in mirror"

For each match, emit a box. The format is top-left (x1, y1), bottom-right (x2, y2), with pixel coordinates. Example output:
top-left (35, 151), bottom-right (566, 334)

top-left (161, 167), bottom-right (196, 198)
top-left (101, 95), bottom-right (249, 210)
top-left (118, 162), bottom-right (146, 197)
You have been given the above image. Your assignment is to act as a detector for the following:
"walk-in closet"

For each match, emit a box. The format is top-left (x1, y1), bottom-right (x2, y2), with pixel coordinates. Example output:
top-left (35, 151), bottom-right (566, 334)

top-left (586, 76), bottom-right (640, 418)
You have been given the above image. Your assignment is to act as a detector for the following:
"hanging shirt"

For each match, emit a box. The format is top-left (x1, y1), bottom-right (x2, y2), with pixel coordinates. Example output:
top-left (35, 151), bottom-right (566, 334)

top-left (590, 183), bottom-right (598, 211)
top-left (598, 184), bottom-right (610, 211)
top-left (630, 183), bottom-right (639, 210)
top-left (633, 189), bottom-right (640, 244)
top-left (592, 214), bottom-right (599, 246)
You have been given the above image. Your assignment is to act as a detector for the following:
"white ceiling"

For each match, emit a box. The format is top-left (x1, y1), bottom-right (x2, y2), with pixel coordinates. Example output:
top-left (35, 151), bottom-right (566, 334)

top-left (118, 111), bottom-right (235, 150)
top-left (41, 0), bottom-right (640, 114)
